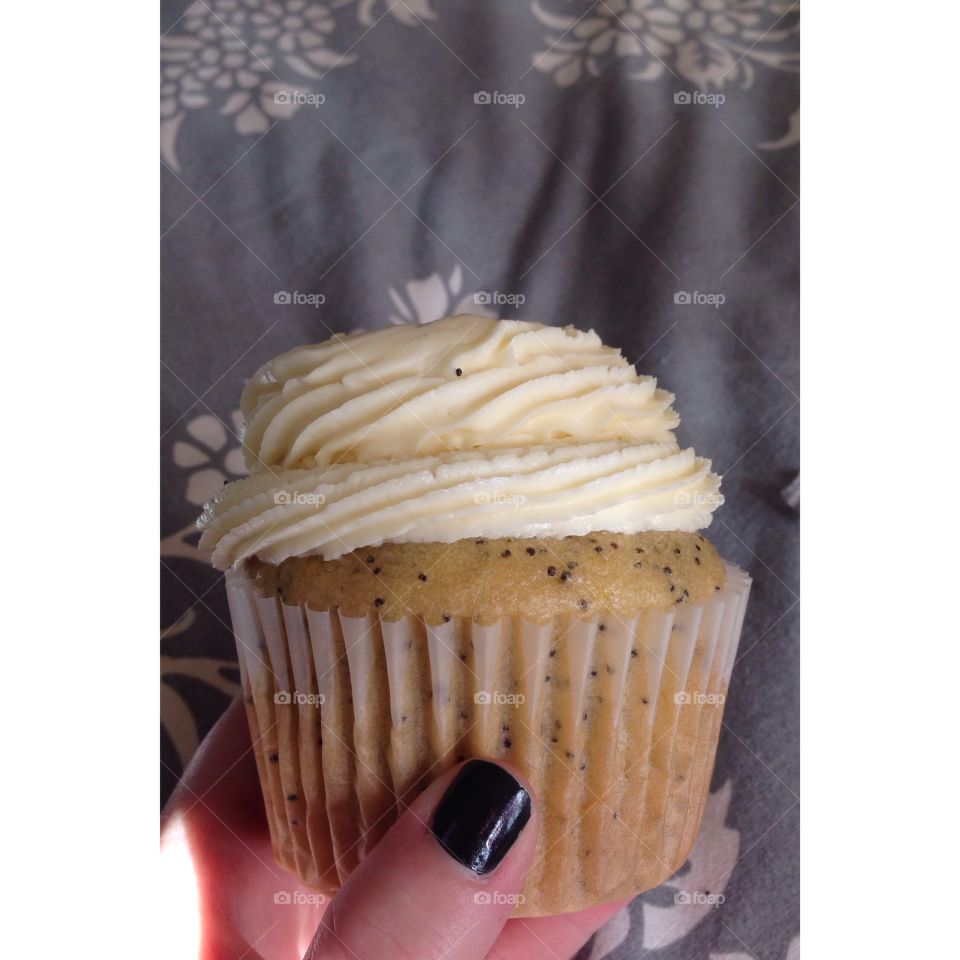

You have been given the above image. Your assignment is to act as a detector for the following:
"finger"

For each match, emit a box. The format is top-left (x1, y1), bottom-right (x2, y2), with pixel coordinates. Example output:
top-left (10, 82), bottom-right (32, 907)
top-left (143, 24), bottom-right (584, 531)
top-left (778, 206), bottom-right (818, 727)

top-left (163, 695), bottom-right (262, 826)
top-left (162, 696), bottom-right (299, 960)
top-left (306, 759), bottom-right (536, 960)
top-left (490, 898), bottom-right (632, 960)
top-left (162, 695), bottom-right (275, 902)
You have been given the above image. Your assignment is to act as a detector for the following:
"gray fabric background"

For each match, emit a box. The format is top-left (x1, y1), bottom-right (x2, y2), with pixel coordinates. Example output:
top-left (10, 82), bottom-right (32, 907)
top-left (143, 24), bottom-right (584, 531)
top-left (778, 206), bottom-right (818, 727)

top-left (161, 2), bottom-right (799, 957)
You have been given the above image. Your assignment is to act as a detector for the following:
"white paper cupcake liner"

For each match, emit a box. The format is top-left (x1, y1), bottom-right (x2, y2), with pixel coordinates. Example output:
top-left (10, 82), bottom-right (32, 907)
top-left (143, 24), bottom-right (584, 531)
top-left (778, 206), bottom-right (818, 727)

top-left (226, 562), bottom-right (751, 916)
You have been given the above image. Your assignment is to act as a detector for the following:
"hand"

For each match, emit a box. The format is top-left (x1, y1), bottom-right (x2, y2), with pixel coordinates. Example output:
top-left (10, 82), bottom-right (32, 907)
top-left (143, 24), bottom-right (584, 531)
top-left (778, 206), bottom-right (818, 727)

top-left (161, 695), bottom-right (629, 959)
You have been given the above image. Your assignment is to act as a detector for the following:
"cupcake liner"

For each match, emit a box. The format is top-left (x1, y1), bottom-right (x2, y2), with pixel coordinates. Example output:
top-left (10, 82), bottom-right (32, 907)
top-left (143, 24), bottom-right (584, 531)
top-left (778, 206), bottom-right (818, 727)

top-left (226, 563), bottom-right (751, 916)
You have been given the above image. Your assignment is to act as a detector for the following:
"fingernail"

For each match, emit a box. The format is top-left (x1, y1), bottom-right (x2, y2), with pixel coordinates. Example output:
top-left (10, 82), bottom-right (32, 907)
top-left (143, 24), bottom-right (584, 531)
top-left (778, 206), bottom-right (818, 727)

top-left (431, 759), bottom-right (531, 875)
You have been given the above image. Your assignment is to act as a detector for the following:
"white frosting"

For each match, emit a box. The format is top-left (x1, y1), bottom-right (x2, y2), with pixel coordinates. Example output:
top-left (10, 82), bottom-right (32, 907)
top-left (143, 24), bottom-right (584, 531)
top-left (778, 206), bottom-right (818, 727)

top-left (198, 315), bottom-right (722, 568)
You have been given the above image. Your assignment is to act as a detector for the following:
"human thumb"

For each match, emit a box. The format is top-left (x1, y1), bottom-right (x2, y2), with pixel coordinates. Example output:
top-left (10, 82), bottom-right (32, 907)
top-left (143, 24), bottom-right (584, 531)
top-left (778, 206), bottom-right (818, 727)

top-left (305, 759), bottom-right (536, 960)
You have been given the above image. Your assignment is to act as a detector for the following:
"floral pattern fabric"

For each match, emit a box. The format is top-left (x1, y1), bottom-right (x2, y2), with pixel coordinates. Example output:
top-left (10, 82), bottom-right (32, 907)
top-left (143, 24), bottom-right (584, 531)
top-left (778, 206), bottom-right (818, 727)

top-left (530, 0), bottom-right (799, 92)
top-left (161, 1), bottom-right (799, 957)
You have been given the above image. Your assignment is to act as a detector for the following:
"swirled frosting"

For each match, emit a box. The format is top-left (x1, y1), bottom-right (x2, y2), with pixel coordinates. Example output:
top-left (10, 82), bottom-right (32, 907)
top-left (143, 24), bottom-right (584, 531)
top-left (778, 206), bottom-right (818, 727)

top-left (199, 315), bottom-right (722, 568)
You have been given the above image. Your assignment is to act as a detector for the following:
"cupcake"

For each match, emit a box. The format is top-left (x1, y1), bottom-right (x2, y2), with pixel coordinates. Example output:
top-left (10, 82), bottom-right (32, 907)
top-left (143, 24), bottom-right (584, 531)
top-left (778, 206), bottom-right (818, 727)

top-left (198, 315), bottom-right (750, 916)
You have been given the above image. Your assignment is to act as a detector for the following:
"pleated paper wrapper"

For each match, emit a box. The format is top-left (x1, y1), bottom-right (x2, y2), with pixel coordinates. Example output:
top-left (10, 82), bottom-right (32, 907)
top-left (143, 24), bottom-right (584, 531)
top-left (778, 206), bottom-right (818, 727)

top-left (226, 563), bottom-right (751, 916)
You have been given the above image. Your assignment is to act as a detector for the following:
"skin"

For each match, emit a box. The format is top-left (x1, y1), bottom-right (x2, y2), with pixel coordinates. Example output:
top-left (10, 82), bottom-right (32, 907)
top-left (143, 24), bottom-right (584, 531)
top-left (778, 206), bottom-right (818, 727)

top-left (161, 696), bottom-right (630, 960)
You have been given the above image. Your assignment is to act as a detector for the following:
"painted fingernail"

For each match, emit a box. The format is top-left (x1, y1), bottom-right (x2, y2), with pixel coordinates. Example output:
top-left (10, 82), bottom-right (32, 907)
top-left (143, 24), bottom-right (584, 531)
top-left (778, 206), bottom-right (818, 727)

top-left (431, 759), bottom-right (532, 875)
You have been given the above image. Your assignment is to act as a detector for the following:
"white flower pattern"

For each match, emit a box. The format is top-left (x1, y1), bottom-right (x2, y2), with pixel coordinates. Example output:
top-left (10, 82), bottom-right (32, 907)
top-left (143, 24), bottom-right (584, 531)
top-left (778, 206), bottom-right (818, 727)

top-left (587, 906), bottom-right (633, 958)
top-left (759, 106), bottom-right (799, 150)
top-left (531, 0), bottom-right (799, 92)
top-left (641, 779), bottom-right (741, 949)
top-left (356, 0), bottom-right (436, 27)
top-left (386, 263), bottom-right (497, 325)
top-left (173, 410), bottom-right (247, 505)
top-left (162, 0), bottom-right (796, 175)
top-left (161, 0), bottom-right (437, 171)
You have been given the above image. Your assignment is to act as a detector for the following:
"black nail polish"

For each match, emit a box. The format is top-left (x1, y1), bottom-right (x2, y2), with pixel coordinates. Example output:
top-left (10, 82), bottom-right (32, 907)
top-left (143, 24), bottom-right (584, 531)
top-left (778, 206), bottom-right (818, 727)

top-left (431, 759), bottom-right (531, 875)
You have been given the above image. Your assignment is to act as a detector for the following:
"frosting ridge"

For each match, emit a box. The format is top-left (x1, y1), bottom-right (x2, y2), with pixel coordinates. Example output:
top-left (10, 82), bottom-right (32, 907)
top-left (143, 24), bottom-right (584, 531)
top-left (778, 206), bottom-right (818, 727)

top-left (199, 315), bottom-right (722, 567)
